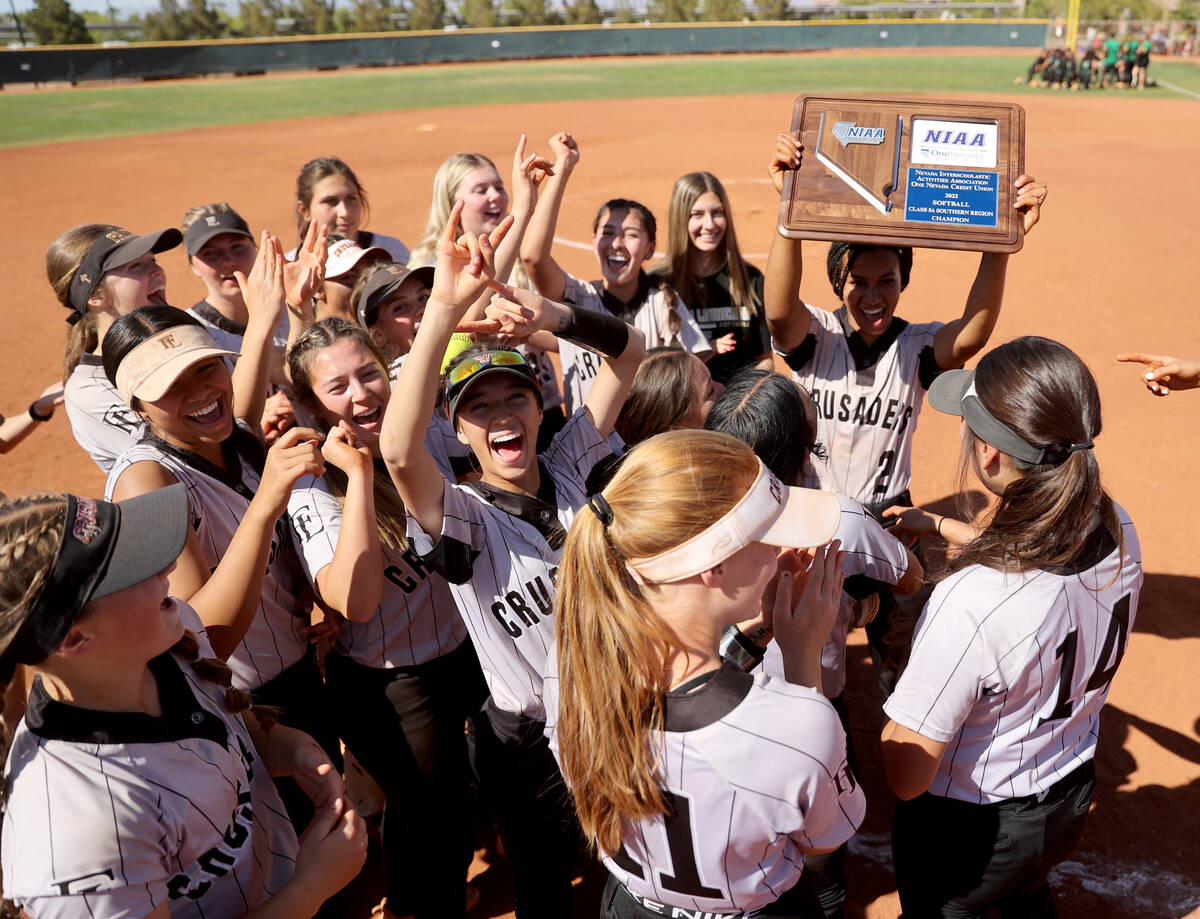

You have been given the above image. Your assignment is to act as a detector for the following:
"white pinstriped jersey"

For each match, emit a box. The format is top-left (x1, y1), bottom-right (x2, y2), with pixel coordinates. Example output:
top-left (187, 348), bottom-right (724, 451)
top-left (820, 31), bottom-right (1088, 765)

top-left (543, 662), bottom-right (865, 914)
top-left (105, 428), bottom-right (310, 690)
top-left (558, 273), bottom-right (710, 414)
top-left (778, 305), bottom-right (943, 504)
top-left (186, 300), bottom-right (291, 359)
top-left (64, 354), bottom-right (144, 473)
top-left (760, 495), bottom-right (910, 697)
top-left (289, 473), bottom-right (467, 669)
top-left (406, 409), bottom-right (612, 719)
top-left (1, 604), bottom-right (298, 919)
top-left (884, 507), bottom-right (1141, 804)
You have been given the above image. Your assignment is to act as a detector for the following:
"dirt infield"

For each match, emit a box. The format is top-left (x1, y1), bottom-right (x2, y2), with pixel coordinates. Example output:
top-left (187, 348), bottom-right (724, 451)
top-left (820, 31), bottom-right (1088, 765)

top-left (1, 85), bottom-right (1198, 917)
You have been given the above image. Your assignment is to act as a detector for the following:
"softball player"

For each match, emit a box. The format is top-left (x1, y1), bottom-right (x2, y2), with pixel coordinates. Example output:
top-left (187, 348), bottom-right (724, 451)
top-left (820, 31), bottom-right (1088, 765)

top-left (521, 132), bottom-right (712, 415)
top-left (765, 132), bottom-right (1047, 511)
top-left (880, 336), bottom-right (1141, 918)
top-left (291, 155), bottom-right (409, 263)
top-left (408, 138), bottom-right (567, 447)
top-left (0, 487), bottom-right (366, 919)
top-left (286, 318), bottom-right (487, 919)
top-left (46, 223), bottom-right (181, 472)
top-left (654, 171), bottom-right (773, 384)
top-left (99, 241), bottom-right (340, 828)
top-left (379, 203), bottom-right (645, 917)
top-left (704, 370), bottom-right (920, 919)
top-left (546, 429), bottom-right (864, 919)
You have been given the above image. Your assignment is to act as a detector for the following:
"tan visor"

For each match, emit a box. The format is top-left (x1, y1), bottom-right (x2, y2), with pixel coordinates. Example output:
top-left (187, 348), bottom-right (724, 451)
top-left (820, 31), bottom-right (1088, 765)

top-left (115, 326), bottom-right (238, 405)
top-left (626, 462), bottom-right (842, 584)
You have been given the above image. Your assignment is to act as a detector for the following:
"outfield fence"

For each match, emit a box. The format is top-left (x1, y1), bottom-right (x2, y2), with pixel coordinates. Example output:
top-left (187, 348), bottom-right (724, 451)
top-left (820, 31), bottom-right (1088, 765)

top-left (0, 19), bottom-right (1049, 86)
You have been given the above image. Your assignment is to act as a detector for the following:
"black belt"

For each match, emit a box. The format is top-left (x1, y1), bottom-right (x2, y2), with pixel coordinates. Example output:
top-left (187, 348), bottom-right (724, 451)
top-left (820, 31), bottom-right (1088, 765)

top-left (992, 759), bottom-right (1095, 809)
top-left (613, 881), bottom-right (756, 919)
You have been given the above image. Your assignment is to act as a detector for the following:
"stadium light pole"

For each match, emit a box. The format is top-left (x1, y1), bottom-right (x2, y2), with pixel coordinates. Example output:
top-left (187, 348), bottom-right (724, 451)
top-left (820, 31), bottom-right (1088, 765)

top-left (1065, 0), bottom-right (1080, 51)
top-left (8, 0), bottom-right (29, 45)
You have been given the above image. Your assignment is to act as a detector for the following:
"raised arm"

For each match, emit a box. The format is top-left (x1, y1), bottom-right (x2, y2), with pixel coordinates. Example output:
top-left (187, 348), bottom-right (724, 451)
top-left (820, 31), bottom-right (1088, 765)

top-left (113, 428), bottom-right (326, 660)
top-left (464, 133), bottom-right (554, 321)
top-left (232, 232), bottom-right (289, 429)
top-left (380, 202), bottom-right (505, 539)
top-left (519, 131), bottom-right (579, 302)
top-left (1115, 351), bottom-right (1200, 396)
top-left (764, 131), bottom-right (814, 351)
top-left (485, 281), bottom-right (646, 438)
top-left (282, 220), bottom-right (329, 383)
top-left (932, 175), bottom-right (1047, 370)
top-left (312, 424), bottom-right (384, 622)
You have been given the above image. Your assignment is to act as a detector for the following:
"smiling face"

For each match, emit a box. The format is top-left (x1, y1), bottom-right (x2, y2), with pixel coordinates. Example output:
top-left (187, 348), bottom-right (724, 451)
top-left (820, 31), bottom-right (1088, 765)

top-left (593, 206), bottom-right (655, 292)
top-left (370, 276), bottom-right (429, 357)
top-left (137, 356), bottom-right (234, 452)
top-left (304, 174), bottom-right (365, 239)
top-left (842, 247), bottom-right (903, 343)
top-left (454, 375), bottom-right (542, 491)
top-left (307, 338), bottom-right (390, 449)
top-left (454, 165), bottom-right (509, 235)
top-left (97, 252), bottom-right (168, 315)
top-left (190, 233), bottom-right (256, 302)
top-left (686, 191), bottom-right (728, 257)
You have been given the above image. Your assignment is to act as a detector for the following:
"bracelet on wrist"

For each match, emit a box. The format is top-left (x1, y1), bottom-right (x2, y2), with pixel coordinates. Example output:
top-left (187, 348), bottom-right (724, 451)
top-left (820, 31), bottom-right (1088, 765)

top-left (28, 401), bottom-right (53, 422)
top-left (719, 626), bottom-right (767, 673)
top-left (935, 516), bottom-right (944, 538)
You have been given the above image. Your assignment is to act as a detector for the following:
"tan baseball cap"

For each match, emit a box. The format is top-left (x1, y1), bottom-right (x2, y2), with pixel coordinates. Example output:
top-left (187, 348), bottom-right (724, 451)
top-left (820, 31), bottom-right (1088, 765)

top-left (114, 325), bottom-right (237, 405)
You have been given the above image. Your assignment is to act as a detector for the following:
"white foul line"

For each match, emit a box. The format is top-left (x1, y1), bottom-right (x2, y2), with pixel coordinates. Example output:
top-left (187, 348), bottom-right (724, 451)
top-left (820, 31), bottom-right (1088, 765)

top-left (1156, 79), bottom-right (1200, 101)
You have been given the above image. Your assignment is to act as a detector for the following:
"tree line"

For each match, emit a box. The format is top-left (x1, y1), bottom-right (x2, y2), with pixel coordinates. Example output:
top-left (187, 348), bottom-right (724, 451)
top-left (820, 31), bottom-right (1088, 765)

top-left (11, 0), bottom-right (1195, 45)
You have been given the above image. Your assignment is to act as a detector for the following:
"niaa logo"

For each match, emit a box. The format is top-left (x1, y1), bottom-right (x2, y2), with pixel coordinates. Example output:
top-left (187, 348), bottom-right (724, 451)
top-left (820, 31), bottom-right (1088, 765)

top-left (832, 121), bottom-right (886, 147)
top-left (922, 129), bottom-right (987, 148)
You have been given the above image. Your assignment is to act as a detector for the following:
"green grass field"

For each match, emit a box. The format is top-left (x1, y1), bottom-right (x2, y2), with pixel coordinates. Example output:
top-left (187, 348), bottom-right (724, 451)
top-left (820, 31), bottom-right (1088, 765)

top-left (3, 53), bottom-right (1198, 148)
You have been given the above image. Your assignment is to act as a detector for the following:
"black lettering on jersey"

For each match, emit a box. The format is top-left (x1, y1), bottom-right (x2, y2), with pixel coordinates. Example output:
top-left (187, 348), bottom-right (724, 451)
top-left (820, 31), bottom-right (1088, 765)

top-left (385, 565), bottom-right (418, 594)
top-left (896, 405), bottom-right (914, 436)
top-left (882, 398), bottom-right (899, 429)
top-left (837, 394), bottom-right (852, 422)
top-left (52, 868), bottom-right (115, 896)
top-left (506, 590), bottom-right (538, 627)
top-left (400, 547), bottom-right (432, 580)
top-left (491, 600), bottom-right (522, 638)
top-left (528, 575), bottom-right (553, 618)
top-left (1040, 594), bottom-right (1133, 727)
top-left (167, 783), bottom-right (254, 900)
top-left (659, 791), bottom-right (724, 899)
top-left (102, 404), bottom-right (140, 434)
top-left (579, 351), bottom-right (600, 383)
top-left (385, 549), bottom-right (435, 595)
top-left (291, 506), bottom-right (324, 542)
top-left (832, 760), bottom-right (858, 796)
top-left (872, 450), bottom-right (896, 499)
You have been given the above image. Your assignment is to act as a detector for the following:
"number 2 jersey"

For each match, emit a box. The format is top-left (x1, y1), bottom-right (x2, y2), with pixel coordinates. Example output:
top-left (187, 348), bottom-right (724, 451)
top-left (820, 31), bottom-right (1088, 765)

top-left (543, 663), bottom-right (865, 914)
top-left (778, 304), bottom-right (943, 504)
top-left (884, 506), bottom-right (1141, 803)
top-left (2, 605), bottom-right (298, 919)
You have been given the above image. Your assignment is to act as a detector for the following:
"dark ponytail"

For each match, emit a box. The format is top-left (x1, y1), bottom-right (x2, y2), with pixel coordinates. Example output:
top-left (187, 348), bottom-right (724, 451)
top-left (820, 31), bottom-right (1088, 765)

top-left (951, 336), bottom-right (1120, 575)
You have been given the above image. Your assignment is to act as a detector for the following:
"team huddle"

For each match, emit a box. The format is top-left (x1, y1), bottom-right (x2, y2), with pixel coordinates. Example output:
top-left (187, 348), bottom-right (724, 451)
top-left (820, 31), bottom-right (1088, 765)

top-left (0, 124), bottom-right (1180, 919)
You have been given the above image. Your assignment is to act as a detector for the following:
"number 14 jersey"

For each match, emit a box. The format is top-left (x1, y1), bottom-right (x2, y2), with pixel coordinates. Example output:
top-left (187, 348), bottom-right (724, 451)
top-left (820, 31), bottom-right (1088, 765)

top-left (885, 506), bottom-right (1141, 804)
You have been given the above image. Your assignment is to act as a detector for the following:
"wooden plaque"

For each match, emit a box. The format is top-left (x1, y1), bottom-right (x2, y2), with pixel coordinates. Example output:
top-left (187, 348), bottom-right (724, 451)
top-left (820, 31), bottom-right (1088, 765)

top-left (779, 96), bottom-right (1026, 253)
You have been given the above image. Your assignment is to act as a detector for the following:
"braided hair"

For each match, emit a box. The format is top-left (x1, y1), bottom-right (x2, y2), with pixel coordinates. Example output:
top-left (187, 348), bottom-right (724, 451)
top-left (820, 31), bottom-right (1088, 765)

top-left (826, 242), bottom-right (913, 302)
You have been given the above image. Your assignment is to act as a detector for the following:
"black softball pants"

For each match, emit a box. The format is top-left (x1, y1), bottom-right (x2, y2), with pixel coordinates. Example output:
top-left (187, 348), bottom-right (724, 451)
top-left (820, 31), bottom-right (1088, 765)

top-left (892, 760), bottom-right (1095, 918)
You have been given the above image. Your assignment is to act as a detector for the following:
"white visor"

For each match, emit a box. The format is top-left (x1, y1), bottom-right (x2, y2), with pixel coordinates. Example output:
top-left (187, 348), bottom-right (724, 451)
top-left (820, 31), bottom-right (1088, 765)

top-left (627, 462), bottom-right (842, 584)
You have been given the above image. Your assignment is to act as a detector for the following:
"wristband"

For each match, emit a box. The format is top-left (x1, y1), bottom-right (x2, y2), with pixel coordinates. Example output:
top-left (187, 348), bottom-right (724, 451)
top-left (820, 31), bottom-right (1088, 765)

top-left (28, 401), bottom-right (53, 422)
top-left (935, 516), bottom-right (944, 538)
top-left (719, 625), bottom-right (767, 673)
top-left (559, 305), bottom-right (629, 359)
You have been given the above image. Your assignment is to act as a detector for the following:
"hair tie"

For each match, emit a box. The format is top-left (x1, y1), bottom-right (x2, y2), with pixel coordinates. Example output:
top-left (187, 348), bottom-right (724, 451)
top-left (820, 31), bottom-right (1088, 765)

top-left (587, 493), bottom-right (614, 527)
top-left (1068, 441), bottom-right (1094, 453)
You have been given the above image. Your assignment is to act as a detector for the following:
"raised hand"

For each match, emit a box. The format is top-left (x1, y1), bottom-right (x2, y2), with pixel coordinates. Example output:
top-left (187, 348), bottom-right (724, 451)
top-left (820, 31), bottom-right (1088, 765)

top-left (482, 280), bottom-right (571, 338)
top-left (773, 541), bottom-right (845, 662)
top-left (511, 132), bottom-right (555, 220)
top-left (255, 426), bottom-right (325, 517)
top-left (321, 421), bottom-right (372, 474)
top-left (294, 797), bottom-right (369, 905)
top-left (283, 219), bottom-right (328, 313)
top-left (260, 390), bottom-right (296, 444)
top-left (1115, 351), bottom-right (1200, 396)
top-left (1012, 174), bottom-right (1048, 234)
top-left (769, 131), bottom-right (803, 195)
top-left (548, 131), bottom-right (580, 174)
top-left (235, 230), bottom-right (287, 328)
top-left (429, 201), bottom-right (512, 314)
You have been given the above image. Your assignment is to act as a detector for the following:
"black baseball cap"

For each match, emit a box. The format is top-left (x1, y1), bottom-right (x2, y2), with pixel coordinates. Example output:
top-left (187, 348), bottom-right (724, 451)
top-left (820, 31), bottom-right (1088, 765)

top-left (357, 263), bottom-right (435, 328)
top-left (0, 484), bottom-right (189, 666)
top-left (67, 227), bottom-right (182, 323)
top-left (184, 211), bottom-right (254, 258)
top-left (444, 349), bottom-right (542, 422)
